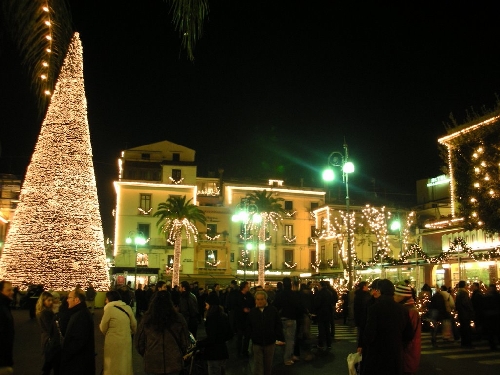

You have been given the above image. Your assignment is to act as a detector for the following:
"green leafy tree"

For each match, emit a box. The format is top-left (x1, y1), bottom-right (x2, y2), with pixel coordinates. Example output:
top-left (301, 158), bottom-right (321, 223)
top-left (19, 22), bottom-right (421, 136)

top-left (246, 190), bottom-right (285, 286)
top-left (154, 195), bottom-right (206, 287)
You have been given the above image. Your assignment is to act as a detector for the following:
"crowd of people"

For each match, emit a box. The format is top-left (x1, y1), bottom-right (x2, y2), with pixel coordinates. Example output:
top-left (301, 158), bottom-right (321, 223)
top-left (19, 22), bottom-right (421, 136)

top-left (1, 277), bottom-right (499, 375)
top-left (418, 280), bottom-right (500, 350)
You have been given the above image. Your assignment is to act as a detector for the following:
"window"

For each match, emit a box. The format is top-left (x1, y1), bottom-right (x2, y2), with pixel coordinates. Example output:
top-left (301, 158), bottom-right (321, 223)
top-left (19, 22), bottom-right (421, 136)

top-left (311, 202), bottom-right (319, 210)
top-left (139, 194), bottom-right (152, 213)
top-left (285, 200), bottom-right (293, 210)
top-left (321, 245), bottom-right (326, 262)
top-left (205, 250), bottom-right (218, 262)
top-left (172, 153), bottom-right (180, 162)
top-left (332, 243), bottom-right (339, 266)
top-left (284, 224), bottom-right (293, 238)
top-left (284, 249), bottom-right (294, 263)
top-left (171, 169), bottom-right (182, 181)
top-left (137, 223), bottom-right (150, 239)
top-left (206, 223), bottom-right (217, 236)
top-left (141, 153), bottom-right (150, 160)
top-left (372, 245), bottom-right (378, 259)
top-left (310, 226), bottom-right (316, 238)
top-left (311, 250), bottom-right (317, 264)
top-left (167, 255), bottom-right (174, 268)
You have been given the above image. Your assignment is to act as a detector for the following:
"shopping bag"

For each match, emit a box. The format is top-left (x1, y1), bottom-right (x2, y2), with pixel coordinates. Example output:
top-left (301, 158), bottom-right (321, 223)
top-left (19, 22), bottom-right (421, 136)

top-left (347, 352), bottom-right (362, 375)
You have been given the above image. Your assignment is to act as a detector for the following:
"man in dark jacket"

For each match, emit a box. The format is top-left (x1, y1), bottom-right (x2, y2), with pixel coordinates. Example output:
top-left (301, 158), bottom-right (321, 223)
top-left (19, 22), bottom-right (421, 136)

top-left (60, 288), bottom-right (95, 375)
top-left (0, 280), bottom-right (15, 371)
top-left (273, 277), bottom-right (305, 365)
top-left (247, 290), bottom-right (284, 375)
top-left (361, 279), bottom-right (414, 375)
top-left (178, 281), bottom-right (199, 338)
top-left (456, 280), bottom-right (475, 348)
top-left (234, 281), bottom-right (255, 357)
top-left (314, 280), bottom-right (334, 350)
top-left (354, 281), bottom-right (372, 348)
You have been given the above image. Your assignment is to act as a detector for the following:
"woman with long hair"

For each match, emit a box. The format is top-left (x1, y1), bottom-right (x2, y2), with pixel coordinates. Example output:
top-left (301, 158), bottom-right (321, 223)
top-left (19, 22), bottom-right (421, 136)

top-left (36, 291), bottom-right (60, 375)
top-left (135, 290), bottom-right (191, 375)
top-left (99, 290), bottom-right (137, 375)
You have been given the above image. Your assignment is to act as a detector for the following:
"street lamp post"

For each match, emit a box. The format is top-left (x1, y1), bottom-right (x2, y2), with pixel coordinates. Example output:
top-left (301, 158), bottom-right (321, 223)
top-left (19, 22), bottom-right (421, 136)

top-left (232, 199), bottom-right (261, 283)
top-left (322, 140), bottom-right (355, 290)
top-left (125, 231), bottom-right (147, 289)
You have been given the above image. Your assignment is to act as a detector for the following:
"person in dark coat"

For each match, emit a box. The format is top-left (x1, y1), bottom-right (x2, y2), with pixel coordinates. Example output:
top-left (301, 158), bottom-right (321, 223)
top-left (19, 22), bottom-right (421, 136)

top-left (314, 281), bottom-right (334, 350)
top-left (361, 279), bottom-right (414, 375)
top-left (470, 282), bottom-right (484, 339)
top-left (483, 283), bottom-right (500, 350)
top-left (273, 277), bottom-right (304, 364)
top-left (178, 281), bottom-right (199, 338)
top-left (197, 293), bottom-right (233, 375)
top-left (455, 280), bottom-right (475, 348)
top-left (0, 280), bottom-right (15, 370)
top-left (354, 281), bottom-right (372, 349)
top-left (59, 288), bottom-right (95, 375)
top-left (247, 290), bottom-right (284, 375)
top-left (428, 286), bottom-right (448, 347)
top-left (234, 281), bottom-right (255, 357)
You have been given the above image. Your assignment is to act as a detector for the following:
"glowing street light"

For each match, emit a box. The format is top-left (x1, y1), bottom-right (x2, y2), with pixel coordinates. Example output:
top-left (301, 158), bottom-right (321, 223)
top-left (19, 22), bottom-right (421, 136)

top-left (232, 199), bottom-right (261, 282)
top-left (126, 231), bottom-right (148, 288)
top-left (322, 140), bottom-right (355, 290)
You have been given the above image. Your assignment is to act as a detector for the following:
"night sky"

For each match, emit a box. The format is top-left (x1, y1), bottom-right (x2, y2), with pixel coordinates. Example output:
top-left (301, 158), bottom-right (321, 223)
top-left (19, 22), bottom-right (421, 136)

top-left (1, 0), bottom-right (500, 236)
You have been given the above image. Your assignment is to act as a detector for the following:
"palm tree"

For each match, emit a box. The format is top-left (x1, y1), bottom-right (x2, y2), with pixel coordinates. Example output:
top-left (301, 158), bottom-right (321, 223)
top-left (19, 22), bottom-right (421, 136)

top-left (246, 190), bottom-right (285, 286)
top-left (154, 195), bottom-right (206, 287)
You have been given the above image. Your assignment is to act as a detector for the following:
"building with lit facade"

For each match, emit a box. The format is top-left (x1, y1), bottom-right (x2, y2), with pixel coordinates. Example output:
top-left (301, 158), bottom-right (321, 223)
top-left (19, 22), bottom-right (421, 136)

top-left (112, 140), bottom-right (326, 288)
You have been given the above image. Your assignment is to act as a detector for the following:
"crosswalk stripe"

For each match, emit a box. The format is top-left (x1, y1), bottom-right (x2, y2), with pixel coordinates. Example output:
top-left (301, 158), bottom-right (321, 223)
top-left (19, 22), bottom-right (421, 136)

top-left (479, 359), bottom-right (500, 365)
top-left (444, 352), bottom-right (499, 359)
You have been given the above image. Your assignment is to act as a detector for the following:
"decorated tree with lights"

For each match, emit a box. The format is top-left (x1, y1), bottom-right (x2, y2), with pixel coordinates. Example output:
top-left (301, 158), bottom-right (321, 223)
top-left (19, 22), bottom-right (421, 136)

top-left (246, 190), bottom-right (285, 287)
top-left (0, 33), bottom-right (110, 291)
top-left (154, 195), bottom-right (206, 287)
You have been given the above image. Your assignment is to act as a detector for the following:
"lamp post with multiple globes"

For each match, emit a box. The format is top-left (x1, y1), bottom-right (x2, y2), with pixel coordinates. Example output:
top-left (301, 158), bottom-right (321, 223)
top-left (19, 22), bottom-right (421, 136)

top-left (322, 140), bottom-right (355, 290)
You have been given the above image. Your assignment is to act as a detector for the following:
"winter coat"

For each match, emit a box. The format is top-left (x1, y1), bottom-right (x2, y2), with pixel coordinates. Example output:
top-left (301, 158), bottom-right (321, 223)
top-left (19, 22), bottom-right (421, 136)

top-left (247, 305), bottom-right (284, 346)
top-left (362, 295), bottom-right (414, 375)
top-left (0, 293), bottom-right (14, 367)
top-left (234, 291), bottom-right (255, 331)
top-left (314, 287), bottom-right (334, 321)
top-left (198, 307), bottom-right (233, 360)
top-left (135, 312), bottom-right (190, 375)
top-left (440, 290), bottom-right (455, 313)
top-left (402, 299), bottom-right (421, 374)
top-left (273, 289), bottom-right (304, 320)
top-left (59, 302), bottom-right (95, 375)
top-left (99, 300), bottom-right (137, 375)
top-left (37, 308), bottom-right (55, 353)
top-left (456, 288), bottom-right (474, 321)
top-left (354, 289), bottom-right (372, 328)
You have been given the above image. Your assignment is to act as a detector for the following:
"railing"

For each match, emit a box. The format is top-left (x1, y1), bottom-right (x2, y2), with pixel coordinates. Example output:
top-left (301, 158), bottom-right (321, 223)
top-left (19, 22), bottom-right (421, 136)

top-left (196, 260), bottom-right (229, 270)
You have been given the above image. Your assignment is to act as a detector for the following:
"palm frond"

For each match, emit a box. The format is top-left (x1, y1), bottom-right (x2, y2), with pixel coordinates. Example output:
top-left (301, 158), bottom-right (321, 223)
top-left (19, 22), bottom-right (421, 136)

top-left (1, 0), bottom-right (73, 120)
top-left (166, 0), bottom-right (209, 61)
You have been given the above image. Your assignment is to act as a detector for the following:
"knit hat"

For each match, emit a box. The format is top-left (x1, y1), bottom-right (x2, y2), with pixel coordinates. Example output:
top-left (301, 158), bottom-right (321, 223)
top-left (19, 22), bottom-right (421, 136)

top-left (394, 285), bottom-right (413, 297)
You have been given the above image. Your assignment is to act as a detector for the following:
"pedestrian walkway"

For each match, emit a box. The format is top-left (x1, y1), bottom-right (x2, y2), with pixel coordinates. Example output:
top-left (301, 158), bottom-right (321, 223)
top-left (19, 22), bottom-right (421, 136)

top-left (420, 330), bottom-right (500, 365)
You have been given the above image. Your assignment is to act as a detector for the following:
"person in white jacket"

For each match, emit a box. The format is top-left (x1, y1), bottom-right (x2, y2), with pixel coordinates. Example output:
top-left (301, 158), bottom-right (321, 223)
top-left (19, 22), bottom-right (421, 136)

top-left (100, 290), bottom-right (137, 375)
top-left (439, 285), bottom-right (455, 340)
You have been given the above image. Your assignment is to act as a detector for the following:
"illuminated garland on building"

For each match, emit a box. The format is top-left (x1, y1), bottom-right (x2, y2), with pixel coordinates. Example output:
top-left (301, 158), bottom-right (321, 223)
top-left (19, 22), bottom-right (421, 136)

top-left (0, 33), bottom-right (110, 291)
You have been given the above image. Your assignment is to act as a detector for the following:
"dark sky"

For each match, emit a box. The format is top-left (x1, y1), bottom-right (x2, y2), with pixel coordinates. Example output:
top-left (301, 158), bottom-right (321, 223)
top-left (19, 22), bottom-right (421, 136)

top-left (1, 0), bottom-right (500, 236)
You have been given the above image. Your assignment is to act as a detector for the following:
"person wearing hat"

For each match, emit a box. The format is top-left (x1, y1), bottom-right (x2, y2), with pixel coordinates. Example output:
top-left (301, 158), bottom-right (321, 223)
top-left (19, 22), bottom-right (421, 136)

top-left (394, 284), bottom-right (421, 375)
top-left (360, 279), bottom-right (414, 375)
top-left (197, 292), bottom-right (233, 375)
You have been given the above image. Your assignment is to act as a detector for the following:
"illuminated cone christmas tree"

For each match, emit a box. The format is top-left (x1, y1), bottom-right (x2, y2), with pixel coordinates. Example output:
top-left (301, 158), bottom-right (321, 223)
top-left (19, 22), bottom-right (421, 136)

top-left (0, 33), bottom-right (110, 291)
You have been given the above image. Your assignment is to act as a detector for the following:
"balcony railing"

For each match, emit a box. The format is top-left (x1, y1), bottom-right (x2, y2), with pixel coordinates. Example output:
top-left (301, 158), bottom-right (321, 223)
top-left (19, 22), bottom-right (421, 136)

top-left (196, 260), bottom-right (229, 271)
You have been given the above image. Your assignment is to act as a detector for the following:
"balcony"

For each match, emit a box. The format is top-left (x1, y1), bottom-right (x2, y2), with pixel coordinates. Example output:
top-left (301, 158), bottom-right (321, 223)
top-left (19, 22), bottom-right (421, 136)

top-left (283, 210), bottom-right (297, 220)
top-left (197, 232), bottom-right (228, 244)
top-left (196, 260), bottom-right (229, 273)
top-left (282, 235), bottom-right (297, 245)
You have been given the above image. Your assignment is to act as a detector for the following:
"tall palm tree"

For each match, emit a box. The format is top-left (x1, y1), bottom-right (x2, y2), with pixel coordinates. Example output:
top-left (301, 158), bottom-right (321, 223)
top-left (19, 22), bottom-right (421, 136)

top-left (246, 190), bottom-right (285, 286)
top-left (154, 195), bottom-right (206, 287)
